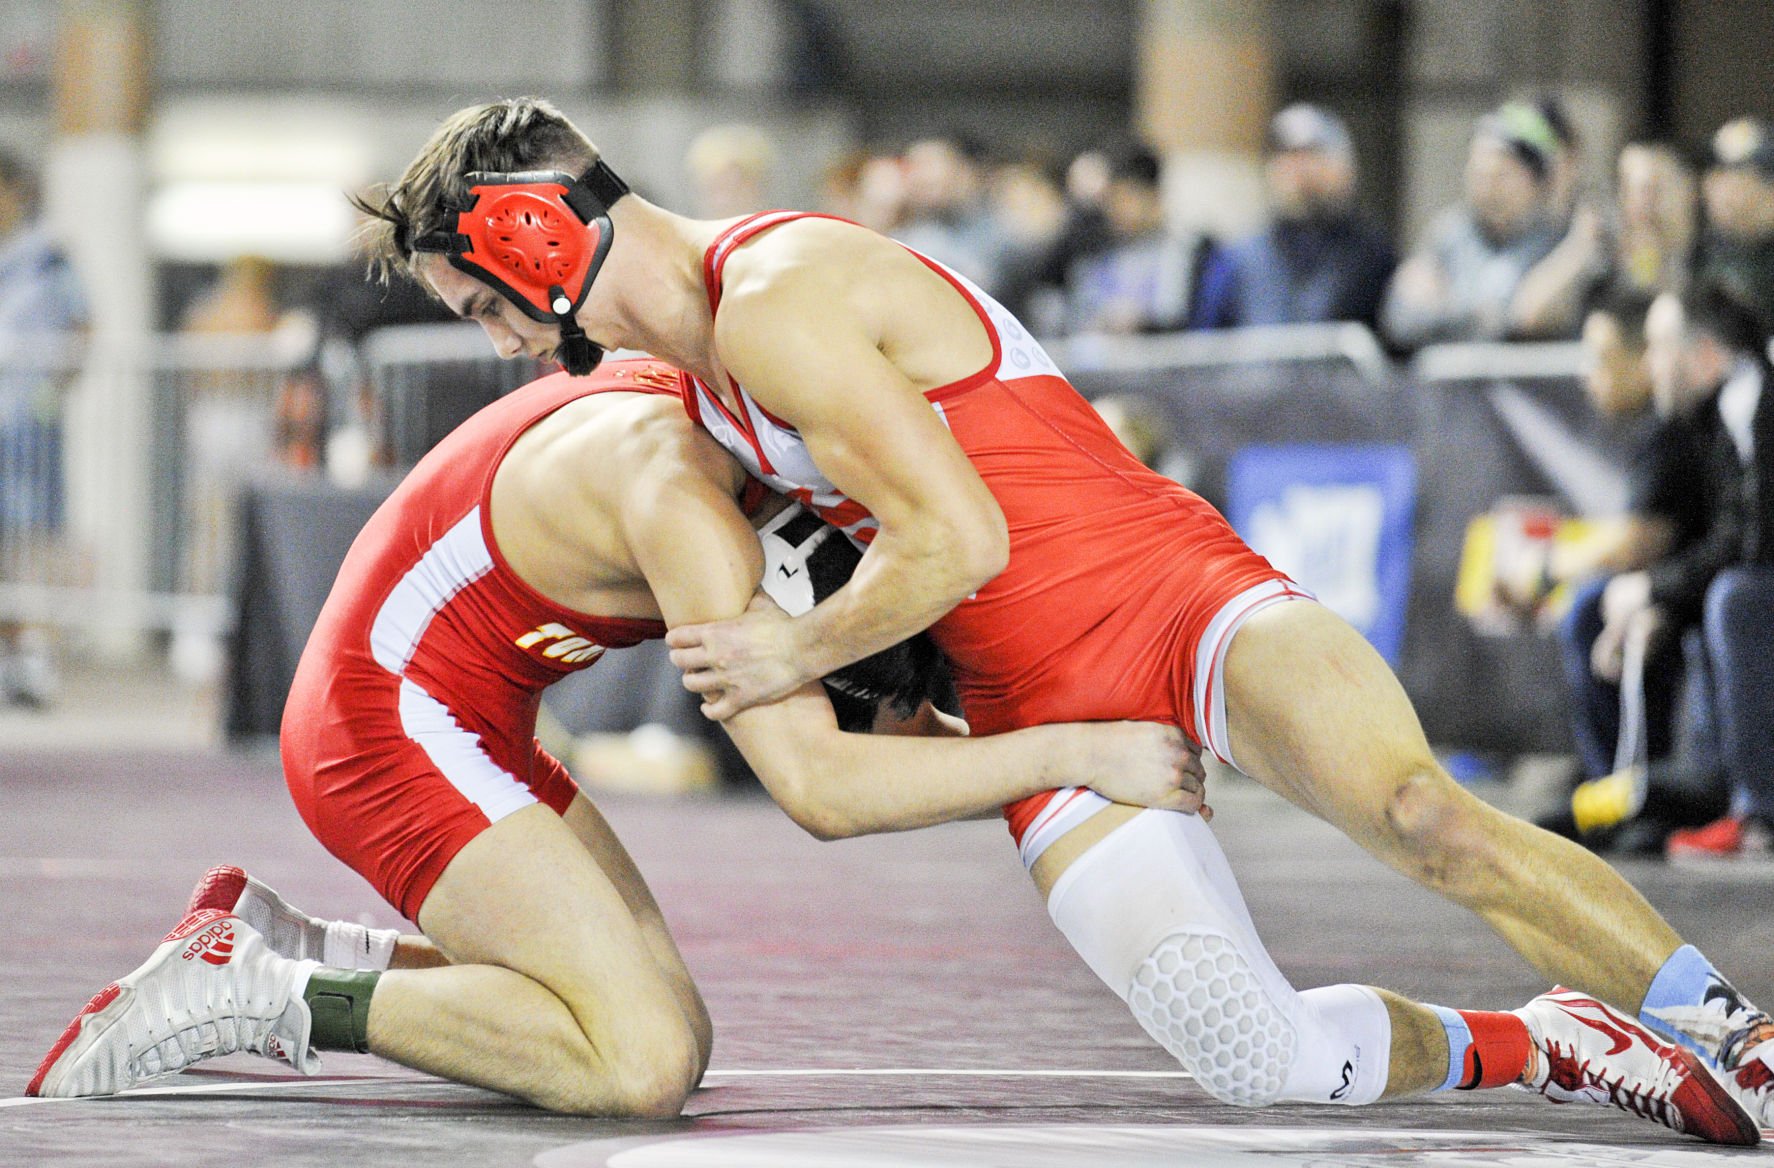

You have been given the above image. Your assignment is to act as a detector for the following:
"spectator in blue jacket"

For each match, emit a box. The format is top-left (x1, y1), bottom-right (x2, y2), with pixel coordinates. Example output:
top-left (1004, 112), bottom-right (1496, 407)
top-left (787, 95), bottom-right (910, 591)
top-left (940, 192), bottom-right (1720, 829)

top-left (1192, 104), bottom-right (1394, 331)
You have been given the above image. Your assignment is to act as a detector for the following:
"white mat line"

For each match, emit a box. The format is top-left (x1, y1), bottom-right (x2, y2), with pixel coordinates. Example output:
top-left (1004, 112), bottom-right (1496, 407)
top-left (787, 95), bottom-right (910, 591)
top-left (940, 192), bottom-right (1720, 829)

top-left (1, 1067), bottom-right (1193, 1108)
top-left (0, 1077), bottom-right (446, 1108)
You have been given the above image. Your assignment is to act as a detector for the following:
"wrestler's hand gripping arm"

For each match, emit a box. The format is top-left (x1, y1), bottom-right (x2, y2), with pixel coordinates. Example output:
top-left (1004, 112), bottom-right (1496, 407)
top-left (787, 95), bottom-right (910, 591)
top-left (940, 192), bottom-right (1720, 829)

top-left (621, 429), bottom-right (1205, 839)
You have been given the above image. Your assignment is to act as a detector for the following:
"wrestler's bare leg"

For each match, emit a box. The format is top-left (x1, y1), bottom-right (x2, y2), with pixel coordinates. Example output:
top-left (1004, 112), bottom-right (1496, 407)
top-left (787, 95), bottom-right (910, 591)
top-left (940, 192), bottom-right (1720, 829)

top-left (362, 800), bottom-right (705, 1116)
top-left (1219, 602), bottom-right (1682, 1022)
top-left (375, 796), bottom-right (711, 1071)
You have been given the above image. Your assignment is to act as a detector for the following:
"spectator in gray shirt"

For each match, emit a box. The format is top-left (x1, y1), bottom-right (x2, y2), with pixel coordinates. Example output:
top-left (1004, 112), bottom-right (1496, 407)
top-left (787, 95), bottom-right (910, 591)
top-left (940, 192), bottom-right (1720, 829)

top-left (1382, 103), bottom-right (1564, 349)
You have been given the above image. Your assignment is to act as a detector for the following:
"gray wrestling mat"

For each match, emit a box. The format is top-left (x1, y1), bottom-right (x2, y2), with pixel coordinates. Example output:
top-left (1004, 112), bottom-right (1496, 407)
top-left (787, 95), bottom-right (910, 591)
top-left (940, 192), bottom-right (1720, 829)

top-left (4, 748), bottom-right (1768, 1165)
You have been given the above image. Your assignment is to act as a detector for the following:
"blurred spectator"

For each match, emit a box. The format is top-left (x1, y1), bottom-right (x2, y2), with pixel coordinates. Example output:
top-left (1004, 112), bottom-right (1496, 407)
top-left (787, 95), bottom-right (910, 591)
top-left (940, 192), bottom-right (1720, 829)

top-left (1513, 140), bottom-right (1699, 339)
top-left (1191, 103), bottom-right (1394, 330)
top-left (685, 123), bottom-right (776, 219)
top-left (180, 254), bottom-right (281, 335)
top-left (0, 147), bottom-right (88, 708)
top-left (179, 255), bottom-right (323, 470)
top-left (892, 134), bottom-right (1015, 297)
top-left (1534, 96), bottom-right (1584, 227)
top-left (1616, 142), bottom-right (1698, 295)
top-left (988, 155), bottom-right (1070, 327)
top-left (1558, 283), bottom-right (1771, 854)
top-left (1064, 143), bottom-right (1208, 335)
top-left (1697, 116), bottom-right (1774, 333)
top-left (1659, 279), bottom-right (1774, 860)
top-left (1382, 103), bottom-right (1563, 348)
top-left (1532, 289), bottom-right (1711, 784)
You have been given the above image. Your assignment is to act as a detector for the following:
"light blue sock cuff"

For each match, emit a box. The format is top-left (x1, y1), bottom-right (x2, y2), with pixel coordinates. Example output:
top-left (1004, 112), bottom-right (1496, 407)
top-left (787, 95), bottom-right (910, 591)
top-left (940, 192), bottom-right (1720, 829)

top-left (1427, 1005), bottom-right (1470, 1093)
top-left (1639, 944), bottom-right (1718, 1056)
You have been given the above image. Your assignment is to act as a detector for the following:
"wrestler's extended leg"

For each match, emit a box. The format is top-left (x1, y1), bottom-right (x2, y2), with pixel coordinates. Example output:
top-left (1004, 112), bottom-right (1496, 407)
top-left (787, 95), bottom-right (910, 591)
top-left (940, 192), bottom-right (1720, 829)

top-left (1025, 802), bottom-right (1760, 1143)
top-left (365, 800), bottom-right (704, 1115)
top-left (1221, 600), bottom-right (1677, 1011)
top-left (1220, 600), bottom-right (1774, 1127)
top-left (1030, 803), bottom-right (1427, 1102)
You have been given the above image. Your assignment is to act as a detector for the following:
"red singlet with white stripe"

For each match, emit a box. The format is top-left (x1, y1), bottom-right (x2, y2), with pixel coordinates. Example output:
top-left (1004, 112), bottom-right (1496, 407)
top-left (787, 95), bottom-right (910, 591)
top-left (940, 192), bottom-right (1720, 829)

top-left (281, 360), bottom-right (683, 920)
top-left (683, 213), bottom-right (1310, 864)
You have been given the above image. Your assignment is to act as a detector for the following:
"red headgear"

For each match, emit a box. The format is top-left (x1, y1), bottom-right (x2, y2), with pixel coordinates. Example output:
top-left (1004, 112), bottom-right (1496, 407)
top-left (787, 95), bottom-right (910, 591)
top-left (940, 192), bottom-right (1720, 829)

top-left (410, 160), bottom-right (629, 374)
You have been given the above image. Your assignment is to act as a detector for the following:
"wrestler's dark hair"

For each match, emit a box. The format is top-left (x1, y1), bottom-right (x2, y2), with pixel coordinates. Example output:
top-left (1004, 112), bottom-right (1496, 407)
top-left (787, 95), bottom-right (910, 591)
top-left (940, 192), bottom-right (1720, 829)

top-left (824, 633), bottom-right (957, 733)
top-left (349, 97), bottom-right (599, 288)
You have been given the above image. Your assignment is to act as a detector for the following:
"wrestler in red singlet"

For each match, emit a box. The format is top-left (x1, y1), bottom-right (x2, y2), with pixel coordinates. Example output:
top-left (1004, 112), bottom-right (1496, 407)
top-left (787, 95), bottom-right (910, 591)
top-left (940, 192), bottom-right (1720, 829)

top-left (682, 212), bottom-right (1312, 864)
top-left (281, 360), bottom-right (689, 920)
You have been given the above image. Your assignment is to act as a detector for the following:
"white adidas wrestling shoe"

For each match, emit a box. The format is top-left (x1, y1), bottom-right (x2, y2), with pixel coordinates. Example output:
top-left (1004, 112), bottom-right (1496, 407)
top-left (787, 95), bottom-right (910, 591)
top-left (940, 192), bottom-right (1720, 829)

top-left (187, 865), bottom-right (397, 970)
top-left (1515, 987), bottom-right (1760, 1146)
top-left (27, 909), bottom-right (320, 1098)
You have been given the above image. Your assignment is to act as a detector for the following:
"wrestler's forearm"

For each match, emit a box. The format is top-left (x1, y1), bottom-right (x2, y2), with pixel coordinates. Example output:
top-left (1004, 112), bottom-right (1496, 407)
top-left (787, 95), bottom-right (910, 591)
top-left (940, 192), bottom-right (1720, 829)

top-left (726, 690), bottom-right (1078, 839)
top-left (793, 521), bottom-right (1003, 678)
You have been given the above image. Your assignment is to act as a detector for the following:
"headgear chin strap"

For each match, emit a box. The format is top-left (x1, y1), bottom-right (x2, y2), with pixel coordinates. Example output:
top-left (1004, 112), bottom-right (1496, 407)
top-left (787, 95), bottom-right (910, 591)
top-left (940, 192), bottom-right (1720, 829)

top-left (411, 160), bottom-right (629, 376)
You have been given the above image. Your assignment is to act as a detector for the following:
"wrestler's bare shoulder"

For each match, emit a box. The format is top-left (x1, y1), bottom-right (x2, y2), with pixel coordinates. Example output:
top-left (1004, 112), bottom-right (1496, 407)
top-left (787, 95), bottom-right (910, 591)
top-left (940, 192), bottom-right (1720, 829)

top-left (490, 389), bottom-right (740, 616)
top-left (715, 217), bottom-right (934, 325)
top-left (713, 216), bottom-right (991, 390)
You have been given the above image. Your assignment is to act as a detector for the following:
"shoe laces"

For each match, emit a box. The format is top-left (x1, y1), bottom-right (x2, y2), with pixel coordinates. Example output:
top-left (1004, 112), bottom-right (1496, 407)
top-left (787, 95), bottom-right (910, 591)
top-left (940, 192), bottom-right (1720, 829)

top-left (126, 981), bottom-right (286, 1079)
top-left (1543, 1038), bottom-right (1682, 1129)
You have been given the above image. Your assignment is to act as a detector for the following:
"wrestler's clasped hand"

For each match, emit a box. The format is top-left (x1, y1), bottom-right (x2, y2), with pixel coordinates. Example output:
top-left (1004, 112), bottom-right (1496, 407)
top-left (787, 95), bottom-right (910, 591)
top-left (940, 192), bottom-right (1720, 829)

top-left (668, 594), bottom-right (815, 720)
top-left (1079, 723), bottom-right (1212, 821)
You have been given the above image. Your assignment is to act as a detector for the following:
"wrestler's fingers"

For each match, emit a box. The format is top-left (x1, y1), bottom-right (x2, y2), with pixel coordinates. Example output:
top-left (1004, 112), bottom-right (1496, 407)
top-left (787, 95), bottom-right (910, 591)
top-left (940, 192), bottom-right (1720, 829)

top-left (680, 670), bottom-right (724, 696)
top-left (665, 623), bottom-right (708, 649)
top-left (699, 693), bottom-right (741, 722)
top-left (668, 645), bottom-right (711, 672)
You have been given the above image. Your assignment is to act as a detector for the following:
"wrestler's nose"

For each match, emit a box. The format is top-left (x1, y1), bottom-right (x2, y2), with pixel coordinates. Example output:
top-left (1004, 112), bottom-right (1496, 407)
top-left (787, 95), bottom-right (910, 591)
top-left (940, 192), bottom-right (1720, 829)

top-left (480, 317), bottom-right (523, 360)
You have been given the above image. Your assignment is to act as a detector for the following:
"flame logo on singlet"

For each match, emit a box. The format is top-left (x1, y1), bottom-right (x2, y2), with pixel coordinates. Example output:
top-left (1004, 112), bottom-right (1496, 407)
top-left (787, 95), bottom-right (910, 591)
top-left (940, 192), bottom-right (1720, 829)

top-left (515, 622), bottom-right (607, 665)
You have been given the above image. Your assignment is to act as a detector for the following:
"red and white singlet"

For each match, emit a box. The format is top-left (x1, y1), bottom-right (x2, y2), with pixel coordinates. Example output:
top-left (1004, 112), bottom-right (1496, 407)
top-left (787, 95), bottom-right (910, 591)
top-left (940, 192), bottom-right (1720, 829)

top-left (682, 212), bottom-right (1312, 866)
top-left (281, 360), bottom-right (683, 920)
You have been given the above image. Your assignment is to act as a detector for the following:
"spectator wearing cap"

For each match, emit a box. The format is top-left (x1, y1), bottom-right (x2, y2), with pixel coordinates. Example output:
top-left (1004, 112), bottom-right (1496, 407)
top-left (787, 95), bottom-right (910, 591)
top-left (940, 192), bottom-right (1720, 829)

top-left (1698, 116), bottom-right (1774, 333)
top-left (1062, 144), bottom-right (1209, 335)
top-left (1189, 103), bottom-right (1394, 331)
top-left (1512, 140), bottom-right (1700, 340)
top-left (1381, 103), bottom-right (1563, 349)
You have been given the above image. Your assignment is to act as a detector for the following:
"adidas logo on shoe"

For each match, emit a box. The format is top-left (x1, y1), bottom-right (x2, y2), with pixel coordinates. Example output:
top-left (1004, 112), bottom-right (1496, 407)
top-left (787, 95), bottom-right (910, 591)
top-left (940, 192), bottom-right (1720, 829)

top-left (174, 910), bottom-right (237, 967)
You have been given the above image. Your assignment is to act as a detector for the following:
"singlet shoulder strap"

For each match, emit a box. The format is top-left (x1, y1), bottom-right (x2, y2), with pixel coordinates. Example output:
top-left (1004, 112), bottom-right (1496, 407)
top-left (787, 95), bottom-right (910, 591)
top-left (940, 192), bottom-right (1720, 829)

top-left (701, 211), bottom-right (853, 314)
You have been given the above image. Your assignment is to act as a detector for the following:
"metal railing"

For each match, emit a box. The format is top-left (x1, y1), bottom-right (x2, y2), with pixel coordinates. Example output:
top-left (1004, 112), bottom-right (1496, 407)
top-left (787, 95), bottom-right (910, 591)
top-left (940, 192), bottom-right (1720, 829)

top-left (0, 334), bottom-right (299, 641)
top-left (0, 320), bottom-right (1595, 663)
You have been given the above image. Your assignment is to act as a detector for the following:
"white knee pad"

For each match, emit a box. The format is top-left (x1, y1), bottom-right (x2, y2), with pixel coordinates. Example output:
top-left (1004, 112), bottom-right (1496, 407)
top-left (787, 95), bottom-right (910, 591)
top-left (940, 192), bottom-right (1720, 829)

top-left (1046, 809), bottom-right (1390, 1107)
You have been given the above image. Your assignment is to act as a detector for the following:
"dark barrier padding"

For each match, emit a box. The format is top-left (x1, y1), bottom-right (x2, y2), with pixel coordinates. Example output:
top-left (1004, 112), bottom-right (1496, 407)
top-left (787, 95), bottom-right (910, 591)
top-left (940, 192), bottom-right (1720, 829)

top-left (1399, 375), bottom-right (1636, 752)
top-left (1068, 361), bottom-right (1410, 509)
top-left (225, 472), bottom-right (398, 740)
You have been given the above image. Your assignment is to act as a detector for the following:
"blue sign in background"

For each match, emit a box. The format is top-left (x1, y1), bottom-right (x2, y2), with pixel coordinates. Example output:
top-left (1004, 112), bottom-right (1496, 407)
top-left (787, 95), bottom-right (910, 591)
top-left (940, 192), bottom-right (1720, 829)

top-left (1225, 443), bottom-right (1418, 666)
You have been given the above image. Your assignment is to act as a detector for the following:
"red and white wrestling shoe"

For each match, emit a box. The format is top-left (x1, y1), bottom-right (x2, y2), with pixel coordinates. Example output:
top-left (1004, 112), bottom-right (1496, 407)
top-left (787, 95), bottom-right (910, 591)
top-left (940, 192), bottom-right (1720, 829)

top-left (187, 865), bottom-right (397, 970)
top-left (1514, 987), bottom-right (1760, 1146)
top-left (26, 909), bottom-right (319, 1098)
